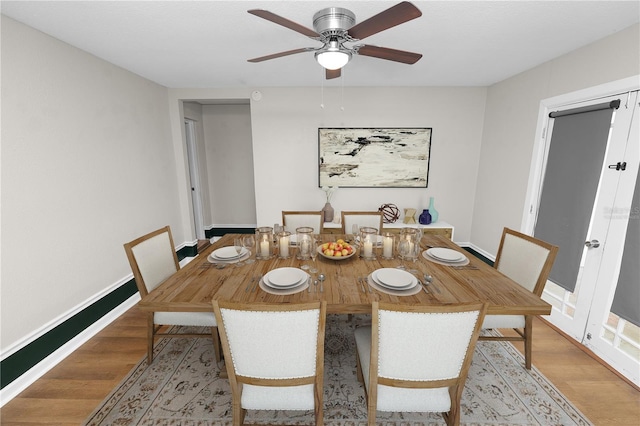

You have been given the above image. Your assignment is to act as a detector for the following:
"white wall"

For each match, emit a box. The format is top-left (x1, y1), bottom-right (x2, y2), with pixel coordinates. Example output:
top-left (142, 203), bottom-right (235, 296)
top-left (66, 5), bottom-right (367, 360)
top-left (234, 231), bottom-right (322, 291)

top-left (1, 17), bottom-right (182, 353)
top-left (472, 24), bottom-right (640, 256)
top-left (249, 86), bottom-right (487, 242)
top-left (202, 104), bottom-right (255, 227)
top-left (169, 87), bottom-right (487, 244)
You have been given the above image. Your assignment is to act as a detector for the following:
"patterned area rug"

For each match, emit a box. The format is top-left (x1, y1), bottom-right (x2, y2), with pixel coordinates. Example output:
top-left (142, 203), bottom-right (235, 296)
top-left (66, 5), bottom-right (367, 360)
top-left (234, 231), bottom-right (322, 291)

top-left (84, 315), bottom-right (591, 425)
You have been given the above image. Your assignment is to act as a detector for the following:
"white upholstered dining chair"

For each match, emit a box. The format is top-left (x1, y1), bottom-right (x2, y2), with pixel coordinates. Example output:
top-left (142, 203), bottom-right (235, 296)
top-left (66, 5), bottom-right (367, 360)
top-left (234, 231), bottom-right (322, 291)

top-left (479, 227), bottom-right (558, 369)
top-left (341, 211), bottom-right (383, 234)
top-left (123, 226), bottom-right (221, 364)
top-left (212, 300), bottom-right (327, 426)
top-left (354, 301), bottom-right (486, 426)
top-left (282, 210), bottom-right (324, 234)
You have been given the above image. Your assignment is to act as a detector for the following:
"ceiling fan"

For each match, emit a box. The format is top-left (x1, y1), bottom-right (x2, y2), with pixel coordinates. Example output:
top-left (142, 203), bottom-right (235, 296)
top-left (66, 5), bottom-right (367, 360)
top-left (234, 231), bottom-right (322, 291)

top-left (247, 1), bottom-right (423, 79)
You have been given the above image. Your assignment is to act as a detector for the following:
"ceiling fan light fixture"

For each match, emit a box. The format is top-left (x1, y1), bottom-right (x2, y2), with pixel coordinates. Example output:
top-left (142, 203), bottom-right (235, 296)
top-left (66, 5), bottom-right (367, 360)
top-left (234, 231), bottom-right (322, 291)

top-left (316, 50), bottom-right (350, 70)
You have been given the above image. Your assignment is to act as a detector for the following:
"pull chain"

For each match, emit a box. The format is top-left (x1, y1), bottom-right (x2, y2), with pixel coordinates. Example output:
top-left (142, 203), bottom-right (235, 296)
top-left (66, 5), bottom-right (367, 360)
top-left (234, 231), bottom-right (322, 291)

top-left (340, 68), bottom-right (345, 111)
top-left (320, 67), bottom-right (325, 109)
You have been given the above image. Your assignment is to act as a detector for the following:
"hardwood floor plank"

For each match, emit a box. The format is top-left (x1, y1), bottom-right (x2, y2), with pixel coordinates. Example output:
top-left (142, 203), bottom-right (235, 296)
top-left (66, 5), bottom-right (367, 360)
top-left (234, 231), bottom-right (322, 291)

top-left (1, 308), bottom-right (638, 425)
top-left (1, 398), bottom-right (100, 424)
top-left (16, 379), bottom-right (122, 400)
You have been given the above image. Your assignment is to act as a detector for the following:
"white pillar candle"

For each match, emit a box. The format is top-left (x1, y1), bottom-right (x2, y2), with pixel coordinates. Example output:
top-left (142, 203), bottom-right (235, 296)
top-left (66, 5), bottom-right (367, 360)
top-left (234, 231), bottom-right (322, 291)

top-left (300, 239), bottom-right (310, 256)
top-left (279, 236), bottom-right (289, 257)
top-left (383, 236), bottom-right (393, 258)
top-left (363, 241), bottom-right (373, 258)
top-left (260, 239), bottom-right (270, 258)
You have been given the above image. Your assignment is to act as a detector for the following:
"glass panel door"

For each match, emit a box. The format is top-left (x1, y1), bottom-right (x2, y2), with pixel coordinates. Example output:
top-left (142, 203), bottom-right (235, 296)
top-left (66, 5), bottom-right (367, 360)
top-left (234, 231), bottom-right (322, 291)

top-left (536, 91), bottom-right (639, 386)
top-left (583, 91), bottom-right (639, 385)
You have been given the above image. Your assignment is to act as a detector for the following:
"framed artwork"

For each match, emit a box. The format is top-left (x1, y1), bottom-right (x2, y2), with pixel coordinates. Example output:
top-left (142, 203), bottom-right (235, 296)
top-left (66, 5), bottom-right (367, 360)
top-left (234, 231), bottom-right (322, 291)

top-left (318, 127), bottom-right (432, 188)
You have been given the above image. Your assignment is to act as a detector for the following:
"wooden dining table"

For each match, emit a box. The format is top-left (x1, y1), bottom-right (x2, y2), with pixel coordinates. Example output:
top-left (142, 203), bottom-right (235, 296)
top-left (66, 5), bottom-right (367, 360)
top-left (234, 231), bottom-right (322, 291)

top-left (138, 233), bottom-right (551, 317)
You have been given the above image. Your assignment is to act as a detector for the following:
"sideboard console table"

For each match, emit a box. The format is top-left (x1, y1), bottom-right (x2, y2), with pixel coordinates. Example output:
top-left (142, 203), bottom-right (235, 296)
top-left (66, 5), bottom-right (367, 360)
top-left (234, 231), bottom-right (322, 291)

top-left (323, 221), bottom-right (454, 239)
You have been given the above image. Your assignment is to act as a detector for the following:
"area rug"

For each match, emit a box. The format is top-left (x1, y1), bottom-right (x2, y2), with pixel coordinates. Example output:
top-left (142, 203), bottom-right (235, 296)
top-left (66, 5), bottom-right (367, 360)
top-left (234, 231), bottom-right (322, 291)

top-left (84, 315), bottom-right (591, 425)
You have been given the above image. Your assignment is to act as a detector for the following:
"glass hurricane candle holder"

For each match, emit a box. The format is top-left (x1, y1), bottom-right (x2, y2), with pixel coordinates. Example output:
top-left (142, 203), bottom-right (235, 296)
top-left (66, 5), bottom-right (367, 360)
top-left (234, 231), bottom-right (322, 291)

top-left (255, 226), bottom-right (274, 260)
top-left (381, 232), bottom-right (395, 260)
top-left (296, 226), bottom-right (314, 262)
top-left (359, 226), bottom-right (378, 260)
top-left (277, 230), bottom-right (291, 259)
top-left (399, 227), bottom-right (419, 262)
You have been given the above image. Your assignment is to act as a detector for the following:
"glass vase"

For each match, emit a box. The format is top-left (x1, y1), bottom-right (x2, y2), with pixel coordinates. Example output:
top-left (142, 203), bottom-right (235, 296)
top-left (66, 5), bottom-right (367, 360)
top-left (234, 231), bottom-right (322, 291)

top-left (428, 196), bottom-right (439, 223)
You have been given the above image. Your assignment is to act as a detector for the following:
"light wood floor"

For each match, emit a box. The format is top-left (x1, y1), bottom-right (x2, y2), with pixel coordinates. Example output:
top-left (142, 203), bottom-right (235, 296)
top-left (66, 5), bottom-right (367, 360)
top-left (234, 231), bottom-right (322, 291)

top-left (1, 307), bottom-right (638, 425)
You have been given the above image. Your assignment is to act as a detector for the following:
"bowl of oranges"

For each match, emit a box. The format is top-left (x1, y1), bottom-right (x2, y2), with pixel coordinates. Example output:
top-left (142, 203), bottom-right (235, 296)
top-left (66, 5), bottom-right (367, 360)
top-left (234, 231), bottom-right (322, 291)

top-left (318, 239), bottom-right (356, 260)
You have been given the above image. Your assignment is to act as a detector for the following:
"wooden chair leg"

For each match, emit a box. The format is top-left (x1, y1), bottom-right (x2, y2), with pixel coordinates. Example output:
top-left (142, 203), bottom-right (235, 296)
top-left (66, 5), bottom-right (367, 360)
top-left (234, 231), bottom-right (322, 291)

top-left (211, 326), bottom-right (222, 362)
top-left (445, 385), bottom-right (461, 426)
top-left (314, 384), bottom-right (323, 426)
top-left (367, 376), bottom-right (377, 426)
top-left (367, 397), bottom-right (376, 426)
top-left (524, 315), bottom-right (533, 369)
top-left (355, 349), bottom-right (364, 383)
top-left (232, 391), bottom-right (244, 426)
top-left (147, 313), bottom-right (155, 364)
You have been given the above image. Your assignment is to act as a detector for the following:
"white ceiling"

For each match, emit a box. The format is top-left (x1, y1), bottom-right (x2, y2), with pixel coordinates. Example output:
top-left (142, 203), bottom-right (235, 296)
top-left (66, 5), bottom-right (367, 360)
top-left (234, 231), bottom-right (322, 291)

top-left (2, 1), bottom-right (639, 88)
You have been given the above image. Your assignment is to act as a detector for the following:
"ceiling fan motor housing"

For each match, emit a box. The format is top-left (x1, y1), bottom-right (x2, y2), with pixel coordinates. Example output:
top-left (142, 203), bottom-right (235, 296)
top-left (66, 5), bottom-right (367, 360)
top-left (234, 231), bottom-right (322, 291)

top-left (313, 7), bottom-right (355, 39)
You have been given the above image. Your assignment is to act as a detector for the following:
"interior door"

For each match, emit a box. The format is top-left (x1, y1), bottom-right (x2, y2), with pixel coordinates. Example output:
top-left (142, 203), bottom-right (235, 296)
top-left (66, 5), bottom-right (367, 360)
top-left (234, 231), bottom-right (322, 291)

top-left (583, 91), bottom-right (639, 384)
top-left (185, 119), bottom-right (205, 240)
top-left (534, 90), bottom-right (639, 385)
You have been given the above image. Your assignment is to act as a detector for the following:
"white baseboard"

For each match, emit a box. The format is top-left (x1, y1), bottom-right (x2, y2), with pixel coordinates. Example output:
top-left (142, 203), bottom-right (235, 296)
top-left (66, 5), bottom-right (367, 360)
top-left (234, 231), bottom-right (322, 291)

top-left (0, 293), bottom-right (140, 407)
top-left (466, 242), bottom-right (496, 262)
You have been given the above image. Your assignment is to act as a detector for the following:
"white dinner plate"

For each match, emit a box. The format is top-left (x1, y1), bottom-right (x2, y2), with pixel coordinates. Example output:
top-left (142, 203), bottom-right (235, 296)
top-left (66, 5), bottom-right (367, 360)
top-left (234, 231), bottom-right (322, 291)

top-left (367, 274), bottom-right (421, 296)
top-left (207, 251), bottom-right (250, 264)
top-left (422, 250), bottom-right (470, 266)
top-left (210, 252), bottom-right (246, 261)
top-left (372, 268), bottom-right (416, 289)
top-left (264, 267), bottom-right (307, 288)
top-left (427, 248), bottom-right (465, 262)
top-left (259, 277), bottom-right (310, 295)
top-left (212, 246), bottom-right (247, 259)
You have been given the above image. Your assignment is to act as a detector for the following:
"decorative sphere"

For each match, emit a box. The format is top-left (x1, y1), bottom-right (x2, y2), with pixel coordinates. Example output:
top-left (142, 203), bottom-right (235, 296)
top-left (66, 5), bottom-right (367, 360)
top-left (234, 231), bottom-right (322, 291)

top-left (378, 204), bottom-right (400, 223)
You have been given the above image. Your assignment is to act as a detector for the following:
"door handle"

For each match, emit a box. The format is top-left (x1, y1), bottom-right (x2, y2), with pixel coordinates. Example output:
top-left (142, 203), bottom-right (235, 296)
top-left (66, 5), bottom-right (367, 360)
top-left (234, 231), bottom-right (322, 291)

top-left (585, 240), bottom-right (600, 248)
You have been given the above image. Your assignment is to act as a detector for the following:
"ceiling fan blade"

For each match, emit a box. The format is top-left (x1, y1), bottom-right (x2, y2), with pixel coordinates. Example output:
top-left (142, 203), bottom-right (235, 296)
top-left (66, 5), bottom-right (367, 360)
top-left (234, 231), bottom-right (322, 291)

top-left (248, 48), bottom-right (313, 63)
top-left (248, 9), bottom-right (320, 38)
top-left (348, 1), bottom-right (422, 40)
top-left (326, 68), bottom-right (341, 79)
top-left (357, 45), bottom-right (422, 64)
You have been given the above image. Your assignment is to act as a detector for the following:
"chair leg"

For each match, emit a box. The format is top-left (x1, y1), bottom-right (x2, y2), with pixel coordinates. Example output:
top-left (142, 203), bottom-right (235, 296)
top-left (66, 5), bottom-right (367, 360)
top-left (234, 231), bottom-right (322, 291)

top-left (147, 313), bottom-right (155, 364)
top-left (355, 348), bottom-right (364, 383)
top-left (211, 326), bottom-right (222, 362)
top-left (314, 384), bottom-right (323, 426)
top-left (232, 391), bottom-right (244, 426)
top-left (367, 377), bottom-right (377, 426)
top-left (367, 397), bottom-right (376, 426)
top-left (444, 385), bottom-right (462, 426)
top-left (524, 315), bottom-right (533, 369)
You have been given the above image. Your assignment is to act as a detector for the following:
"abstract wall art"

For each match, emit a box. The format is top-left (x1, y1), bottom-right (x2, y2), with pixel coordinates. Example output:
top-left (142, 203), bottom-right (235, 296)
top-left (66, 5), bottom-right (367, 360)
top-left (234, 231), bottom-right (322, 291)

top-left (318, 127), bottom-right (432, 188)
